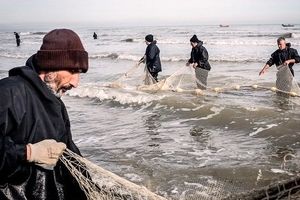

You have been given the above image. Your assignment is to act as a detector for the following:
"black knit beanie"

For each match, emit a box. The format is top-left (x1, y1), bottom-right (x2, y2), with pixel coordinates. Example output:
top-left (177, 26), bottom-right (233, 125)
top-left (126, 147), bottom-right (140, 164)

top-left (190, 35), bottom-right (200, 43)
top-left (145, 34), bottom-right (154, 43)
top-left (36, 29), bottom-right (88, 73)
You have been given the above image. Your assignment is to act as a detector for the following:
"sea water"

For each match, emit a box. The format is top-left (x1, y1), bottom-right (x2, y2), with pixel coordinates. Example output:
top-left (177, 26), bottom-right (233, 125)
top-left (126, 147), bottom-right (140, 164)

top-left (1, 24), bottom-right (300, 198)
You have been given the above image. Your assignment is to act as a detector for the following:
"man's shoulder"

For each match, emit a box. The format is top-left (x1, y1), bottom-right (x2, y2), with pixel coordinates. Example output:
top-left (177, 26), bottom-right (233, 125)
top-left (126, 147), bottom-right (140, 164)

top-left (0, 76), bottom-right (26, 94)
top-left (289, 47), bottom-right (298, 53)
top-left (271, 49), bottom-right (280, 56)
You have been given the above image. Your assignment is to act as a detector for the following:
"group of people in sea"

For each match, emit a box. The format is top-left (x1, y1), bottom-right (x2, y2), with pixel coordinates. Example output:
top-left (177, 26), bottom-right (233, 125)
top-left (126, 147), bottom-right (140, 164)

top-left (138, 34), bottom-right (211, 89)
top-left (14, 31), bottom-right (300, 90)
top-left (138, 34), bottom-right (300, 90)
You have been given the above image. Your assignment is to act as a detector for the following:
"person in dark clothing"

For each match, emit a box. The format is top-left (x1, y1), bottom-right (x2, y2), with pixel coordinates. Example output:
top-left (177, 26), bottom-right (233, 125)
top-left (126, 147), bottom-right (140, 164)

top-left (186, 35), bottom-right (211, 89)
top-left (93, 32), bottom-right (98, 39)
top-left (259, 37), bottom-right (300, 76)
top-left (139, 34), bottom-right (162, 82)
top-left (14, 32), bottom-right (20, 46)
top-left (0, 29), bottom-right (89, 200)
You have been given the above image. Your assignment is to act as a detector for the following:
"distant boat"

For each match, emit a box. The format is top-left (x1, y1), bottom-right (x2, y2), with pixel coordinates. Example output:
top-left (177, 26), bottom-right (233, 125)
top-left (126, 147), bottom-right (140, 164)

top-left (282, 24), bottom-right (294, 27)
top-left (219, 25), bottom-right (229, 28)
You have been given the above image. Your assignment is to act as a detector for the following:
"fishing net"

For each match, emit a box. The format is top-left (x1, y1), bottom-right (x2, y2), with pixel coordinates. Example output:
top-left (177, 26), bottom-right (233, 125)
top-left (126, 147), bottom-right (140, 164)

top-left (194, 67), bottom-right (209, 90)
top-left (60, 149), bottom-right (300, 200)
top-left (138, 65), bottom-right (191, 92)
top-left (60, 149), bottom-right (166, 200)
top-left (107, 62), bottom-right (300, 99)
top-left (108, 63), bottom-right (141, 88)
top-left (223, 176), bottom-right (300, 200)
top-left (143, 66), bottom-right (157, 86)
top-left (275, 65), bottom-right (300, 96)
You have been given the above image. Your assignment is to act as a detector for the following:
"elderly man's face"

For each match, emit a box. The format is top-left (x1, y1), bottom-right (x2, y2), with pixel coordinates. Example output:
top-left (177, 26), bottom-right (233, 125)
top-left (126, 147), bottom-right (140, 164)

top-left (43, 70), bottom-right (80, 97)
top-left (55, 70), bottom-right (79, 94)
top-left (278, 40), bottom-right (286, 50)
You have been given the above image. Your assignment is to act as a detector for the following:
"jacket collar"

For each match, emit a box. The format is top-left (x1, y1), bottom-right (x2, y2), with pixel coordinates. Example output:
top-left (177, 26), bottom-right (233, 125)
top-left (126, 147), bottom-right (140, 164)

top-left (9, 55), bottom-right (60, 102)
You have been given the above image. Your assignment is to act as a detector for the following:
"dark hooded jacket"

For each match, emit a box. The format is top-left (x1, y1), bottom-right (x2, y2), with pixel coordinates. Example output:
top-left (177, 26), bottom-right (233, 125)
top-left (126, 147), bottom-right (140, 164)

top-left (0, 56), bottom-right (87, 200)
top-left (266, 43), bottom-right (300, 75)
top-left (145, 41), bottom-right (162, 73)
top-left (188, 41), bottom-right (211, 71)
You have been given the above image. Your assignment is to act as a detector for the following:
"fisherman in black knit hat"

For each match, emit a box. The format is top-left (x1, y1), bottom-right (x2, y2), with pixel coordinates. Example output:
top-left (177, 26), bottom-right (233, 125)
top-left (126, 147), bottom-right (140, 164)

top-left (0, 29), bottom-right (88, 199)
top-left (186, 34), bottom-right (211, 89)
top-left (139, 34), bottom-right (162, 82)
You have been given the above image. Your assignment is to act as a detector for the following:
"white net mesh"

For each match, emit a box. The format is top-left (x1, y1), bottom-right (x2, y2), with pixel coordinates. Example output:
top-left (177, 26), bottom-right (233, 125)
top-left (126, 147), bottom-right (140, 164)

top-left (107, 63), bottom-right (300, 98)
top-left (60, 149), bottom-right (166, 200)
top-left (108, 63), bottom-right (141, 88)
top-left (60, 149), bottom-right (300, 200)
top-left (193, 67), bottom-right (209, 90)
top-left (275, 65), bottom-right (300, 96)
top-left (143, 65), bottom-right (157, 86)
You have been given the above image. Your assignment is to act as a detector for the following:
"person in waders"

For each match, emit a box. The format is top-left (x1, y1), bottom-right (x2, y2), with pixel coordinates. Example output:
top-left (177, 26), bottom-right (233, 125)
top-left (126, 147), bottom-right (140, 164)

top-left (0, 29), bottom-right (89, 200)
top-left (259, 37), bottom-right (300, 76)
top-left (186, 35), bottom-right (211, 90)
top-left (139, 34), bottom-right (162, 82)
top-left (259, 37), bottom-right (300, 93)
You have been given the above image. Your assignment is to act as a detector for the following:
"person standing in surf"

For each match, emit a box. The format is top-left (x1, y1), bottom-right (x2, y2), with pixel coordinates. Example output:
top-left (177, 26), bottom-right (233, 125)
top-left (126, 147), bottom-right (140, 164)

top-left (93, 32), bottom-right (98, 39)
top-left (259, 37), bottom-right (300, 76)
top-left (14, 32), bottom-right (20, 46)
top-left (186, 35), bottom-right (211, 90)
top-left (139, 34), bottom-right (162, 82)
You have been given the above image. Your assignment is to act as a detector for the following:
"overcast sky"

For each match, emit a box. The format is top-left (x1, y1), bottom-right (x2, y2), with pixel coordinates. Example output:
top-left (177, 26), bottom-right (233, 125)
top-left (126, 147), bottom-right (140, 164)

top-left (0, 0), bottom-right (299, 26)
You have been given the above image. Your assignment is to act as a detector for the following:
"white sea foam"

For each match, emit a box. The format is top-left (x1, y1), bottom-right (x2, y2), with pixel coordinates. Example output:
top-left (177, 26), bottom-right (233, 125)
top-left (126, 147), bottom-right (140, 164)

top-left (198, 107), bottom-right (224, 120)
top-left (123, 173), bottom-right (143, 182)
top-left (67, 84), bottom-right (165, 105)
top-left (249, 124), bottom-right (278, 136)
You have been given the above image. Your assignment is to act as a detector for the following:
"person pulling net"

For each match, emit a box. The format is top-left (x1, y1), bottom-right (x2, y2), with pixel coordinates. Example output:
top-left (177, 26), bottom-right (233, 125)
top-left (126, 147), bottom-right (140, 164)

top-left (60, 149), bottom-right (167, 200)
top-left (258, 36), bottom-right (300, 97)
top-left (186, 34), bottom-right (211, 90)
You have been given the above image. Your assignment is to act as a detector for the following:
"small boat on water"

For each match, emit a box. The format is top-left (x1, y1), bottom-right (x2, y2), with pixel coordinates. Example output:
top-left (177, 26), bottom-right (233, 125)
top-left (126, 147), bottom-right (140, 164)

top-left (282, 24), bottom-right (294, 27)
top-left (219, 25), bottom-right (230, 28)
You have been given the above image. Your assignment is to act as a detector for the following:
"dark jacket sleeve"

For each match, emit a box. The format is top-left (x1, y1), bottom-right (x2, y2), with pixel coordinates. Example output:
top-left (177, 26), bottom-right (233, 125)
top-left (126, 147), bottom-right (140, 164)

top-left (266, 52), bottom-right (276, 66)
top-left (188, 51), bottom-right (193, 63)
top-left (291, 48), bottom-right (300, 63)
top-left (0, 85), bottom-right (27, 180)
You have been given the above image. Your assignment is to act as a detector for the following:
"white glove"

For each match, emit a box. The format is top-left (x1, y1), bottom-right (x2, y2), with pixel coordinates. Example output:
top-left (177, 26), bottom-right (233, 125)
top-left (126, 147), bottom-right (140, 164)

top-left (27, 139), bottom-right (66, 170)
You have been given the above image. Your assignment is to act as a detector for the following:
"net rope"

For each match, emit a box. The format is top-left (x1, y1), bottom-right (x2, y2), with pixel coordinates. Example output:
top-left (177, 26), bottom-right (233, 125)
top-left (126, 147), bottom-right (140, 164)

top-left (135, 64), bottom-right (300, 98)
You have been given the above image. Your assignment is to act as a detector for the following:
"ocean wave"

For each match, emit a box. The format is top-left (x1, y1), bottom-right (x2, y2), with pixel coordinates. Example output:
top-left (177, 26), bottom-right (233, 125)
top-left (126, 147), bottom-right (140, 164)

top-left (239, 32), bottom-right (294, 38)
top-left (0, 51), bottom-right (266, 63)
top-left (89, 53), bottom-right (120, 59)
top-left (89, 52), bottom-right (265, 63)
top-left (0, 52), bottom-right (28, 59)
top-left (114, 38), bottom-right (300, 46)
top-left (292, 33), bottom-right (300, 38)
top-left (20, 31), bottom-right (47, 36)
top-left (67, 84), bottom-right (165, 106)
top-left (121, 38), bottom-right (136, 43)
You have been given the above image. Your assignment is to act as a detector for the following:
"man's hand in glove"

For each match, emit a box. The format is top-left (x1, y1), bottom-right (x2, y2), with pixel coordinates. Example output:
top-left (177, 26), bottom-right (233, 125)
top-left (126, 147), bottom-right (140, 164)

top-left (26, 139), bottom-right (66, 170)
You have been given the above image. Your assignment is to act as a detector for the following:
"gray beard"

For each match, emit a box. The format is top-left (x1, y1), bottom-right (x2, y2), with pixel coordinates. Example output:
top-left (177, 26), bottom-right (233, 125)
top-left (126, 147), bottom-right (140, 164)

top-left (45, 82), bottom-right (62, 98)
